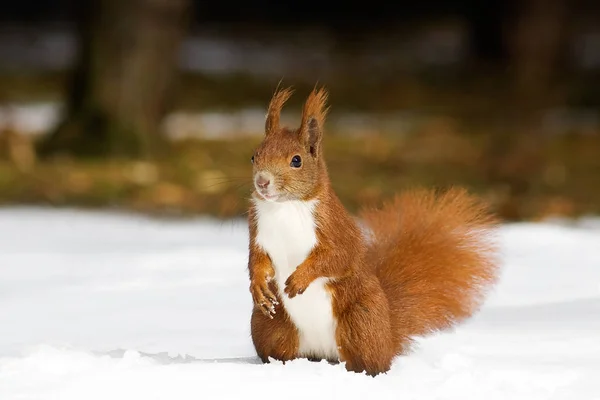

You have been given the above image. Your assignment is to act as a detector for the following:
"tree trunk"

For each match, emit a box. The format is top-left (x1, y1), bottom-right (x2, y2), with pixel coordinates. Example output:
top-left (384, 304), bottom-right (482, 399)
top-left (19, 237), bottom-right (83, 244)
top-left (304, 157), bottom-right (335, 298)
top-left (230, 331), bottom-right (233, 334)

top-left (505, 0), bottom-right (569, 112)
top-left (41, 0), bottom-right (191, 158)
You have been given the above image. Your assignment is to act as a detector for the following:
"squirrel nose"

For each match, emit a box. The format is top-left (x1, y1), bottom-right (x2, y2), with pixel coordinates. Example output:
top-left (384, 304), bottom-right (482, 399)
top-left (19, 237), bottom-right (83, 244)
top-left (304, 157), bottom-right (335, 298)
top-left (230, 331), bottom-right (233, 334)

top-left (256, 174), bottom-right (271, 189)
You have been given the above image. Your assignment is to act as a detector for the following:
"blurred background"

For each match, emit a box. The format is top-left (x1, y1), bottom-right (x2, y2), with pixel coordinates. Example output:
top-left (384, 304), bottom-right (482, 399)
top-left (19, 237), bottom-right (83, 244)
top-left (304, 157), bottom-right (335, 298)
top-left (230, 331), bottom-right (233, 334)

top-left (0, 0), bottom-right (599, 221)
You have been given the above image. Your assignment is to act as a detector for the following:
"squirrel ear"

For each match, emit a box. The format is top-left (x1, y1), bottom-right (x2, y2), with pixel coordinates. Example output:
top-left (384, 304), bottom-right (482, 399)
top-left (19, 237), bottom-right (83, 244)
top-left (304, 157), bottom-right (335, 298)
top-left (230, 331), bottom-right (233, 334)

top-left (265, 86), bottom-right (293, 136)
top-left (299, 86), bottom-right (329, 157)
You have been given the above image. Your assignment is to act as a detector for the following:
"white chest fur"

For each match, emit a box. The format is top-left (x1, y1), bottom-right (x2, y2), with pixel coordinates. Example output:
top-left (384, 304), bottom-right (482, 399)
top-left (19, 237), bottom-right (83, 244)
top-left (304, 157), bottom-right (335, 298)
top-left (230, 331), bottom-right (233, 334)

top-left (253, 198), bottom-right (339, 361)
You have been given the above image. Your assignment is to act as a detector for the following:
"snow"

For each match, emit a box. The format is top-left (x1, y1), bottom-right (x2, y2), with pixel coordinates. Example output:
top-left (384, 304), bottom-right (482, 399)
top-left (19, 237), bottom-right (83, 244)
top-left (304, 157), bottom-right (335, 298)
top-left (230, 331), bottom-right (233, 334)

top-left (0, 207), bottom-right (599, 399)
top-left (0, 102), bottom-right (417, 139)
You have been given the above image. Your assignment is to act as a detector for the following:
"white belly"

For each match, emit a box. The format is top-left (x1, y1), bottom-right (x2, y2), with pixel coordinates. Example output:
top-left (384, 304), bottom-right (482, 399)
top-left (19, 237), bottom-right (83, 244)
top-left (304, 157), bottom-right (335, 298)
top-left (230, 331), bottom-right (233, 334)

top-left (253, 198), bottom-right (339, 361)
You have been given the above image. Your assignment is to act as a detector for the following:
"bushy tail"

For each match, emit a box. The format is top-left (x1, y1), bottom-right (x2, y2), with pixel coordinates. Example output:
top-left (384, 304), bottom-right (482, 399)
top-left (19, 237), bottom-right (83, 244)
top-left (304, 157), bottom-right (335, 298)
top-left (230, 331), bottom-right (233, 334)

top-left (360, 187), bottom-right (501, 354)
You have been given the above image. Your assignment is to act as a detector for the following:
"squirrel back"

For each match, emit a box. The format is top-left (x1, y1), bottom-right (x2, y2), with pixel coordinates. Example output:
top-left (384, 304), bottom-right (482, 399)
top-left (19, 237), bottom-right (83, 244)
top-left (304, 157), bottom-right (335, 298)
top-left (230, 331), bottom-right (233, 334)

top-left (247, 85), bottom-right (501, 375)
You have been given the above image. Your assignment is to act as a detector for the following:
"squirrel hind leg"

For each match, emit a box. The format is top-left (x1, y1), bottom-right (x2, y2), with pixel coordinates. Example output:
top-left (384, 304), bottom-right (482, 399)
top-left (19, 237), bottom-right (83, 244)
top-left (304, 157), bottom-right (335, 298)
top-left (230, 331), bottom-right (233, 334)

top-left (250, 304), bottom-right (299, 363)
top-left (335, 281), bottom-right (396, 376)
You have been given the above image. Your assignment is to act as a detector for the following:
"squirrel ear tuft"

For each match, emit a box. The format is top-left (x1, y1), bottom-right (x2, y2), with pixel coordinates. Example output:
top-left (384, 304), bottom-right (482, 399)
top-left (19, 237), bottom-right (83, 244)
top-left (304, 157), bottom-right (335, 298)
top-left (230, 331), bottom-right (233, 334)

top-left (265, 86), bottom-right (294, 136)
top-left (299, 86), bottom-right (329, 156)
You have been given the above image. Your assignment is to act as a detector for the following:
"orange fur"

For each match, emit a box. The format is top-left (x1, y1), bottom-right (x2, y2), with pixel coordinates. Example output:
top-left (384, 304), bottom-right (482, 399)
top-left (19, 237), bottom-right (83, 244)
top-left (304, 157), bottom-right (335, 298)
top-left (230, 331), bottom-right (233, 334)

top-left (360, 187), bottom-right (500, 354)
top-left (247, 86), bottom-right (501, 376)
top-left (247, 205), bottom-right (278, 317)
top-left (265, 86), bottom-right (294, 135)
top-left (300, 87), bottom-right (329, 132)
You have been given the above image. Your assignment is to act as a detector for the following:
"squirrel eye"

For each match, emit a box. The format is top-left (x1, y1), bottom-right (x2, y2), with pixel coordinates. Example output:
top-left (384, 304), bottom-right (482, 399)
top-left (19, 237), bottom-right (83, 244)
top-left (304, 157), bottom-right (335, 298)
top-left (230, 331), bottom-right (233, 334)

top-left (290, 155), bottom-right (302, 168)
top-left (251, 155), bottom-right (254, 164)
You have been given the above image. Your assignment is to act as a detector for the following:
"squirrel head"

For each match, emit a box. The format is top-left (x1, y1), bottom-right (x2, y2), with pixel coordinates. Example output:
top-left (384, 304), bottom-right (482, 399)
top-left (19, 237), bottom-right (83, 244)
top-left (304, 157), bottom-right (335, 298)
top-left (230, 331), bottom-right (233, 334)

top-left (251, 85), bottom-right (330, 203)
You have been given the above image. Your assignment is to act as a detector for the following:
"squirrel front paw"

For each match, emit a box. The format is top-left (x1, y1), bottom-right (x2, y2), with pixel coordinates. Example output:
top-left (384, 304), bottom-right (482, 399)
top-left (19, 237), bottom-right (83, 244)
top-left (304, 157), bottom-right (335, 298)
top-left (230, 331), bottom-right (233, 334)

top-left (284, 270), bottom-right (313, 298)
top-left (250, 277), bottom-right (279, 319)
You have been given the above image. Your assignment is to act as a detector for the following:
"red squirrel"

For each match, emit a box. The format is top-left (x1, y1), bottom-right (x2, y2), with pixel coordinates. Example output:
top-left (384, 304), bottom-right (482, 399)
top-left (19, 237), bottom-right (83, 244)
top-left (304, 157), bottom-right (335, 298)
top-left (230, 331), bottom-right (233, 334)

top-left (247, 86), bottom-right (500, 376)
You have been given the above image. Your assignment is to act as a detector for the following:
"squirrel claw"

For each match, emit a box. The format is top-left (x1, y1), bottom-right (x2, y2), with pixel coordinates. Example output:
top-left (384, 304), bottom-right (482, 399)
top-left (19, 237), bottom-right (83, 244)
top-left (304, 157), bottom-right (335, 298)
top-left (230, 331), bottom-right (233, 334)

top-left (283, 274), bottom-right (309, 298)
top-left (258, 299), bottom-right (277, 319)
top-left (261, 302), bottom-right (276, 319)
top-left (251, 280), bottom-right (279, 319)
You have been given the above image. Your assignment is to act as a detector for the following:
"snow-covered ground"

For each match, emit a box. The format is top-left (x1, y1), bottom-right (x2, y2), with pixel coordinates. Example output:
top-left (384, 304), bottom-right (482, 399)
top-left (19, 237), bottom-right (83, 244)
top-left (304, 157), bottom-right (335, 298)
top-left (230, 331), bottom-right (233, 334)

top-left (0, 208), bottom-right (599, 399)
